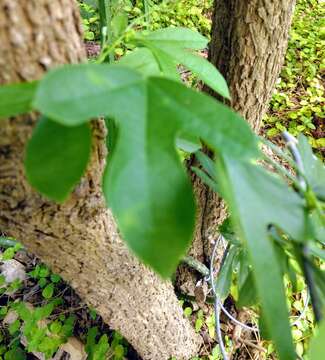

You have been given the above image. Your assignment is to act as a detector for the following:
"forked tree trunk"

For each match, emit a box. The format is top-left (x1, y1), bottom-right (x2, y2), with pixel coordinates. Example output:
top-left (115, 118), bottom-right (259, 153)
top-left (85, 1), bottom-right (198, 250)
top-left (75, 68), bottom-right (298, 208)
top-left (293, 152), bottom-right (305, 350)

top-left (0, 1), bottom-right (200, 359)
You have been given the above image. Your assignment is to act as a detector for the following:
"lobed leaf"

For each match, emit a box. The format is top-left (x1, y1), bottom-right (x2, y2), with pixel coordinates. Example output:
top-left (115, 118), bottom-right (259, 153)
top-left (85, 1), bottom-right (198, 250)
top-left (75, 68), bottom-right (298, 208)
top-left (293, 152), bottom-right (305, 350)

top-left (104, 76), bottom-right (258, 277)
top-left (27, 64), bottom-right (258, 277)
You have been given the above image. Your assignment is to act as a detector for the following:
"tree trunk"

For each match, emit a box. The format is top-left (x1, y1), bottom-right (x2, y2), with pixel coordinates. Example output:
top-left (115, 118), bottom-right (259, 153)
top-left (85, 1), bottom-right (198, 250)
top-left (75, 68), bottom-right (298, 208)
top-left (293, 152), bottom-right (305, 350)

top-left (209, 0), bottom-right (296, 130)
top-left (178, 0), bottom-right (296, 302)
top-left (0, 1), bottom-right (201, 359)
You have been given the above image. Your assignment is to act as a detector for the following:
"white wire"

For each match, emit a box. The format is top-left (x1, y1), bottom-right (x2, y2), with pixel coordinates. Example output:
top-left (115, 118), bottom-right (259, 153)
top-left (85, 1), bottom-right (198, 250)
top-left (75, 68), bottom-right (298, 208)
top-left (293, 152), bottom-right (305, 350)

top-left (211, 234), bottom-right (310, 333)
top-left (290, 291), bottom-right (310, 327)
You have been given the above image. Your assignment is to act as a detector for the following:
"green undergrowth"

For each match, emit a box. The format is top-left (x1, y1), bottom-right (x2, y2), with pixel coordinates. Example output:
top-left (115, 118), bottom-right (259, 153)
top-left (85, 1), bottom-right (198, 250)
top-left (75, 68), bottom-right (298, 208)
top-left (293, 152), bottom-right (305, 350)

top-left (264, 0), bottom-right (325, 154)
top-left (0, 239), bottom-right (315, 359)
top-left (79, 0), bottom-right (213, 42)
top-left (0, 241), bottom-right (128, 360)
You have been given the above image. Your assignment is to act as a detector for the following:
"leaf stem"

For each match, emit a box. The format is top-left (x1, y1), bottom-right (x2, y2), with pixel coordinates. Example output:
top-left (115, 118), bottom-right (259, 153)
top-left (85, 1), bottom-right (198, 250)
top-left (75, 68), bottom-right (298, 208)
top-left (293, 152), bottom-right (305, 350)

top-left (181, 256), bottom-right (209, 277)
top-left (302, 246), bottom-right (323, 323)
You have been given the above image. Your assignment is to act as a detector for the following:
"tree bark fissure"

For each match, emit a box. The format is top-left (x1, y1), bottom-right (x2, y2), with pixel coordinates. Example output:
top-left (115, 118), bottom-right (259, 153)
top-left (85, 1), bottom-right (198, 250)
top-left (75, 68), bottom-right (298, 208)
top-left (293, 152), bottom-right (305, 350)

top-left (209, 0), bottom-right (296, 130)
top-left (0, 1), bottom-right (201, 359)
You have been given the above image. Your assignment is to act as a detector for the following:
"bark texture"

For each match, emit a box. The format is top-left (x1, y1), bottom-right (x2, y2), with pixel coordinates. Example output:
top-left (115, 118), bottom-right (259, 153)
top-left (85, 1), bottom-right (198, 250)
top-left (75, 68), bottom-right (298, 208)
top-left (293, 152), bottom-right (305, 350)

top-left (0, 1), bottom-right (201, 359)
top-left (209, 0), bottom-right (296, 130)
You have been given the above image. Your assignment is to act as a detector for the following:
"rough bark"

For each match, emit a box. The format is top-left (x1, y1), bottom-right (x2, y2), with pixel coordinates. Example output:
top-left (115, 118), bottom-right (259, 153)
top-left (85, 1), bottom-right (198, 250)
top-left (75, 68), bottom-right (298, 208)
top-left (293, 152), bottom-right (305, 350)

top-left (0, 1), bottom-right (201, 359)
top-left (209, 0), bottom-right (296, 130)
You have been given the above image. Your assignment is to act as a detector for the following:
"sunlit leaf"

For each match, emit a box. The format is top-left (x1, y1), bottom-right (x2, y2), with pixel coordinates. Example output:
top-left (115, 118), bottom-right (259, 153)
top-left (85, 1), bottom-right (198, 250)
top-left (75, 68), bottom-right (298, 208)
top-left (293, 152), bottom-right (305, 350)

top-left (136, 27), bottom-right (208, 50)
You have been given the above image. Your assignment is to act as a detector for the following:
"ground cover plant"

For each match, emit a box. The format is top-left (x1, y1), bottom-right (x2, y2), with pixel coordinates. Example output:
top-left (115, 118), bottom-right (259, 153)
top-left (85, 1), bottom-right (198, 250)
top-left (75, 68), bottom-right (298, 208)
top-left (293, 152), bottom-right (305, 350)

top-left (0, 0), bottom-right (324, 359)
top-left (264, 0), bottom-right (324, 155)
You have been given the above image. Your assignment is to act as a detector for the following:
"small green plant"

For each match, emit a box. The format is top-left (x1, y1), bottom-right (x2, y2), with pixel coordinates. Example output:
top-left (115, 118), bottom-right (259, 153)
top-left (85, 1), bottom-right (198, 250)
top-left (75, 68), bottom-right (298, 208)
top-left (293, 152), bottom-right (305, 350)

top-left (264, 0), bottom-right (324, 153)
top-left (79, 1), bottom-right (101, 40)
top-left (85, 327), bottom-right (110, 359)
top-left (0, 242), bottom-right (130, 359)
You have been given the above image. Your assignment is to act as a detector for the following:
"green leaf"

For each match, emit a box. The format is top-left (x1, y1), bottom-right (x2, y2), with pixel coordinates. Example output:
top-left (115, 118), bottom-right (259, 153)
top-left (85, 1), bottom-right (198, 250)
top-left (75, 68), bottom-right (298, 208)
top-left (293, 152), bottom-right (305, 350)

top-left (149, 46), bottom-right (180, 81)
top-left (38, 278), bottom-right (47, 288)
top-left (136, 27), bottom-right (208, 50)
top-left (34, 303), bottom-right (55, 321)
top-left (25, 117), bottom-right (91, 202)
top-left (50, 274), bottom-right (61, 283)
top-left (191, 167), bottom-right (219, 194)
top-left (176, 134), bottom-right (201, 153)
top-left (309, 211), bottom-right (325, 244)
top-left (150, 78), bottom-right (258, 160)
top-left (111, 12), bottom-right (128, 38)
top-left (184, 307), bottom-right (192, 317)
top-left (215, 246), bottom-right (237, 299)
top-left (195, 151), bottom-right (217, 180)
top-left (42, 283), bottom-right (54, 299)
top-left (85, 327), bottom-right (98, 359)
top-left (308, 319), bottom-right (325, 360)
top-left (31, 64), bottom-right (257, 277)
top-left (0, 81), bottom-right (37, 119)
top-left (50, 321), bottom-right (62, 334)
top-left (117, 48), bottom-right (160, 76)
top-left (9, 319), bottom-right (21, 335)
top-left (94, 335), bottom-right (109, 360)
top-left (148, 44), bottom-right (230, 99)
top-left (309, 243), bottom-right (325, 261)
top-left (237, 271), bottom-right (258, 308)
top-left (33, 64), bottom-right (142, 125)
top-left (297, 134), bottom-right (325, 200)
top-left (103, 77), bottom-right (258, 277)
top-left (113, 344), bottom-right (124, 359)
top-left (216, 157), bottom-right (305, 360)
top-left (4, 348), bottom-right (26, 360)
